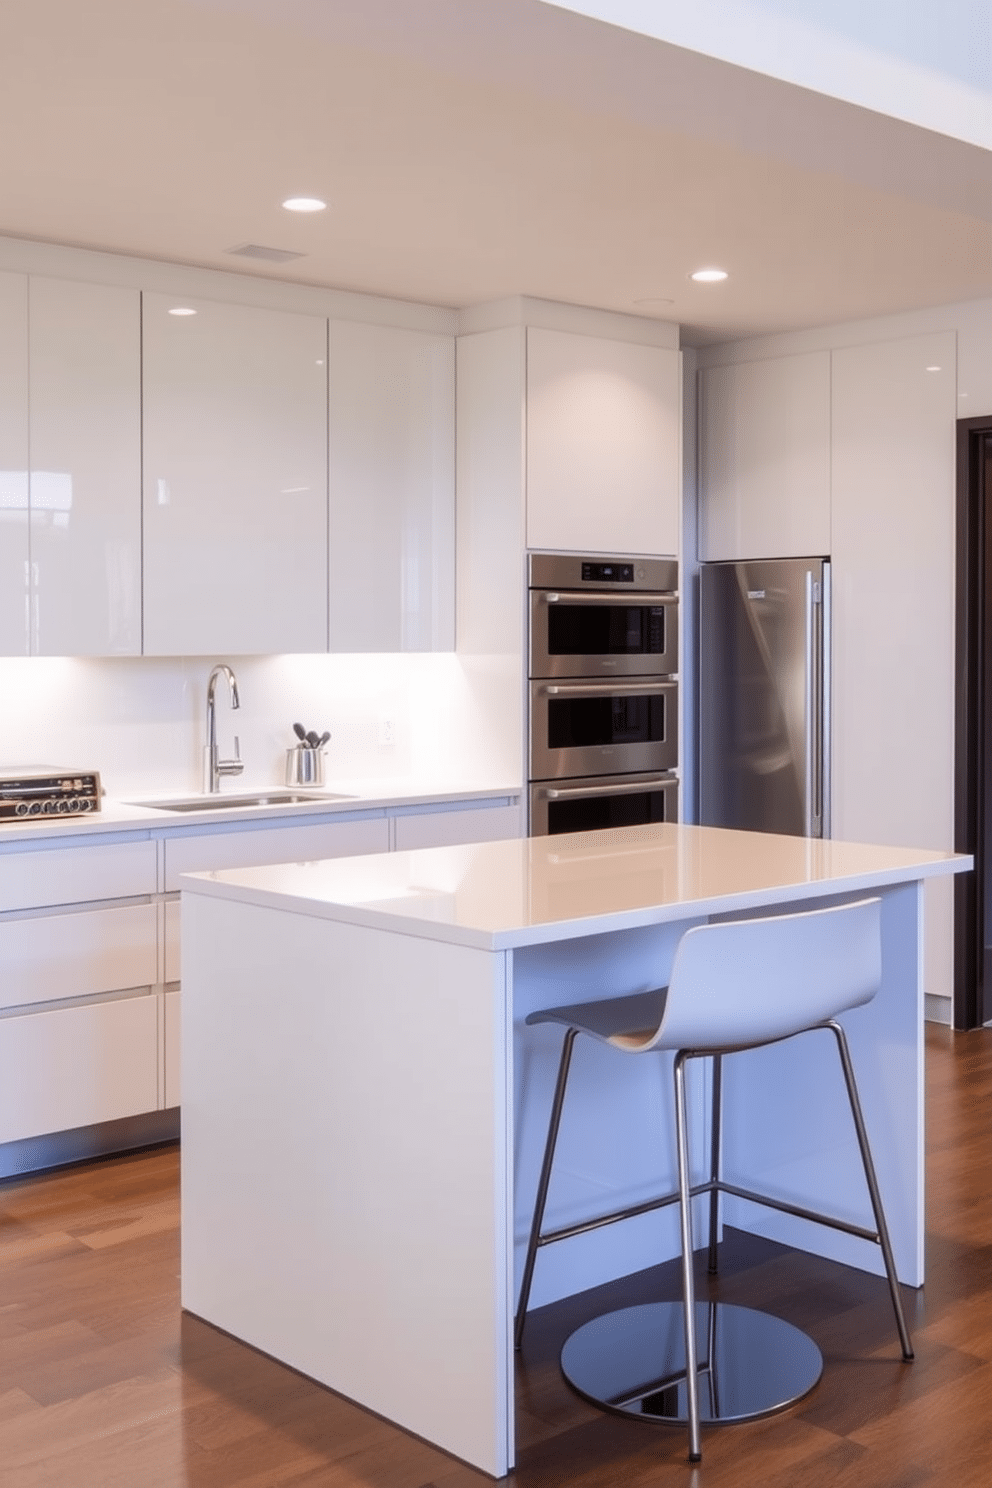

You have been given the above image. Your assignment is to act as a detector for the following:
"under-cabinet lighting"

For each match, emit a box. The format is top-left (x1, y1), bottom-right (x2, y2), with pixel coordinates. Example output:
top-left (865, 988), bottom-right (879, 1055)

top-left (690, 268), bottom-right (728, 283)
top-left (282, 197), bottom-right (326, 212)
top-left (168, 307), bottom-right (197, 316)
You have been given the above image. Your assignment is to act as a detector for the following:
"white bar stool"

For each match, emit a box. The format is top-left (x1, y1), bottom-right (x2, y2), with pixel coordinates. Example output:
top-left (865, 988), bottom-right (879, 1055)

top-left (514, 897), bottom-right (914, 1463)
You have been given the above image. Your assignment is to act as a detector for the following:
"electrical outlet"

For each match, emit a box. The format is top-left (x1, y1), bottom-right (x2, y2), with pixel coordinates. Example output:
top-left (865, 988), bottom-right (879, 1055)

top-left (378, 717), bottom-right (395, 747)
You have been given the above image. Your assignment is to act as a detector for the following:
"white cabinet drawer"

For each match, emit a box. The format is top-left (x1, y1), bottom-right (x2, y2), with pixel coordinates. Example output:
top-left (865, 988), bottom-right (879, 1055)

top-left (393, 804), bottom-right (522, 851)
top-left (0, 838), bottom-right (157, 912)
top-left (0, 993), bottom-right (159, 1144)
top-left (0, 903), bottom-right (158, 1011)
top-left (164, 816), bottom-right (389, 891)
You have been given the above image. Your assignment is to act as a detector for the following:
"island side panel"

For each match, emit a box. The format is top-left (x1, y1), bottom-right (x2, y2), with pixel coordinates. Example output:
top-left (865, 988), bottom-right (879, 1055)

top-left (720, 880), bottom-right (925, 1286)
top-left (180, 890), bottom-right (515, 1478)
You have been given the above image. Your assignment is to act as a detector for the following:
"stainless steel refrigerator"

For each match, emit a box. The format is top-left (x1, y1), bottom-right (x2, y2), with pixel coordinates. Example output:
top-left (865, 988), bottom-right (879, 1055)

top-left (699, 558), bottom-right (830, 838)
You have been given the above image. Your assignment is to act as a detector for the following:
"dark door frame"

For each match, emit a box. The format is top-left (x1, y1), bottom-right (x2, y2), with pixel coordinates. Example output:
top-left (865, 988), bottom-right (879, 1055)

top-left (954, 414), bottom-right (992, 1029)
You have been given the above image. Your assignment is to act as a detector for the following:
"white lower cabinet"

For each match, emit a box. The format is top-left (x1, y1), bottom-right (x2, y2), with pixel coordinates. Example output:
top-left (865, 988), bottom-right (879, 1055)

top-left (0, 902), bottom-right (157, 1011)
top-left (0, 836), bottom-right (156, 912)
top-left (0, 837), bottom-right (160, 1149)
top-left (0, 798), bottom-right (521, 1155)
top-left (163, 815), bottom-right (389, 890)
top-left (0, 994), bottom-right (159, 1145)
top-left (393, 802), bottom-right (522, 850)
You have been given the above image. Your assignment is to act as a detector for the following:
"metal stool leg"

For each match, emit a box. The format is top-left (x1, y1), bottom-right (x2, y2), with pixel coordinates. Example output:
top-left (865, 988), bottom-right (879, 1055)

top-left (674, 1051), bottom-right (703, 1462)
top-left (827, 1020), bottom-right (914, 1361)
top-left (708, 1054), bottom-right (722, 1273)
top-left (515, 1027), bottom-right (579, 1350)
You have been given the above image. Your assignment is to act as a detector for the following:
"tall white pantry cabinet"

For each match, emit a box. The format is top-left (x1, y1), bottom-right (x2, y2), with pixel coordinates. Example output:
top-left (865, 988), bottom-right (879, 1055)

top-left (698, 331), bottom-right (957, 1007)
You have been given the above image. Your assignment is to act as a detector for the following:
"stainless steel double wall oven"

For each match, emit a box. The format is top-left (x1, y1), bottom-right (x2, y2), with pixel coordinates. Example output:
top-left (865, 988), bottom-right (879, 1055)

top-left (528, 553), bottom-right (679, 835)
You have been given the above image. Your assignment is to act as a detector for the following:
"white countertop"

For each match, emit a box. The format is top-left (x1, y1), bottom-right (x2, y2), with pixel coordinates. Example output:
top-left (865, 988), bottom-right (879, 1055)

top-left (0, 780), bottom-right (521, 846)
top-left (181, 822), bottom-right (970, 950)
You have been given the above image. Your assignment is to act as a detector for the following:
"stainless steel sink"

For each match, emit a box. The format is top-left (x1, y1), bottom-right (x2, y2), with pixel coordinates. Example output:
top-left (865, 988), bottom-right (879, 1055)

top-left (128, 791), bottom-right (354, 812)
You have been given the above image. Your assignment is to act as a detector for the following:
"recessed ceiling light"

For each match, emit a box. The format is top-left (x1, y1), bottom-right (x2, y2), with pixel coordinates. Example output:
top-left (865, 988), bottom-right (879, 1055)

top-left (168, 307), bottom-right (197, 316)
top-left (690, 268), bottom-right (728, 283)
top-left (925, 365), bottom-right (942, 372)
top-left (282, 197), bottom-right (326, 213)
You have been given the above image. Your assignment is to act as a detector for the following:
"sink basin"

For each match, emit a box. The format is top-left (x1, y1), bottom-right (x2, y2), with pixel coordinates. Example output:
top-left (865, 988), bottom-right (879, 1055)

top-left (129, 791), bottom-right (355, 813)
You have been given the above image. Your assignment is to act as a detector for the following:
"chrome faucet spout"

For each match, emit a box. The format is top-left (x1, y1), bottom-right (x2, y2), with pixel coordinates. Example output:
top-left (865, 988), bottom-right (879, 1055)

top-left (204, 664), bottom-right (245, 793)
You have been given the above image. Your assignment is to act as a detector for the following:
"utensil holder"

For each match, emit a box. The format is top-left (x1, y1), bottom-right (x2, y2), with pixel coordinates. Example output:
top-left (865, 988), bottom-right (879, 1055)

top-left (285, 746), bottom-right (325, 787)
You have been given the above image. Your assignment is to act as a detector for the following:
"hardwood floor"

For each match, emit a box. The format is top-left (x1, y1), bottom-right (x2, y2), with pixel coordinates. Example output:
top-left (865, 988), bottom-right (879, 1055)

top-left (1, 1024), bottom-right (990, 1486)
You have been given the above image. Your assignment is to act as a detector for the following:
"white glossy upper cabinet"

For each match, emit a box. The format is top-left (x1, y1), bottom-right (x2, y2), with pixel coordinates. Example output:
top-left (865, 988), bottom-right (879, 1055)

top-left (29, 277), bottom-right (142, 655)
top-left (142, 293), bottom-right (328, 656)
top-left (526, 328), bottom-right (680, 557)
top-left (699, 352), bottom-right (830, 561)
top-left (328, 321), bottom-right (454, 651)
top-left (0, 272), bottom-right (28, 654)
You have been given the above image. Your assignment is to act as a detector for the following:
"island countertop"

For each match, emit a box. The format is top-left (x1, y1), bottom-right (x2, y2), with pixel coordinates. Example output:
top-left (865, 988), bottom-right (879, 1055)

top-left (181, 820), bottom-right (968, 950)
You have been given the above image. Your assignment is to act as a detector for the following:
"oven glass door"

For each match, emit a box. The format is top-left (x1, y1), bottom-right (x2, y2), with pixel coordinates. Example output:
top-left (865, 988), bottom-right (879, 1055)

top-left (530, 773), bottom-right (679, 835)
top-left (530, 591), bottom-right (678, 678)
top-left (530, 679), bottom-right (678, 780)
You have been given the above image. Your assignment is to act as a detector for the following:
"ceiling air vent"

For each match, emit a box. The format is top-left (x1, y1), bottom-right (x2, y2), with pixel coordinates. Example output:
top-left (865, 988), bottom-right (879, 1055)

top-left (225, 244), bottom-right (305, 263)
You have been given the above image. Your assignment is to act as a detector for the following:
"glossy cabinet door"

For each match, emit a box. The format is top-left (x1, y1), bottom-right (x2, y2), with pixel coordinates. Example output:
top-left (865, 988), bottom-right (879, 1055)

top-left (142, 292), bottom-right (328, 656)
top-left (526, 328), bottom-right (680, 557)
top-left (830, 331), bottom-right (956, 1006)
top-left (0, 271), bottom-right (29, 655)
top-left (328, 320), bottom-right (455, 651)
top-left (699, 352), bottom-right (831, 561)
top-left (29, 277), bottom-right (142, 655)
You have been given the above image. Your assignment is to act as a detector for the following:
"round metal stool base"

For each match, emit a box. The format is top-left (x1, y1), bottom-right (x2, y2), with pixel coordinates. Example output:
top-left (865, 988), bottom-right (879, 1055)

top-left (560, 1301), bottom-right (823, 1425)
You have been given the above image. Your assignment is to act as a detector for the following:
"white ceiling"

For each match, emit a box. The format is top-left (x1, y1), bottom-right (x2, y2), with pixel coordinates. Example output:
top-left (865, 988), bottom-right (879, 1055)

top-left (3, 0), bottom-right (991, 344)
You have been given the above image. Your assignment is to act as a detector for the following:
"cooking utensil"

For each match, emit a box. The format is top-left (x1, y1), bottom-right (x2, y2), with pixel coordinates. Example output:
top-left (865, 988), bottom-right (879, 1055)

top-left (292, 722), bottom-right (307, 742)
top-left (305, 730), bottom-right (320, 748)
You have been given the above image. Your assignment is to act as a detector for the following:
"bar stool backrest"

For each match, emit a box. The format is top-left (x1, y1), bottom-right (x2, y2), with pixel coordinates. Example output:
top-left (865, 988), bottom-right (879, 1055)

top-left (642, 897), bottom-right (883, 1053)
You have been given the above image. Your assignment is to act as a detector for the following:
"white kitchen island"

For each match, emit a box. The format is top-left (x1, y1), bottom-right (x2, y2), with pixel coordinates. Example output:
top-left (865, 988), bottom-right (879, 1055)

top-left (179, 823), bottom-right (968, 1478)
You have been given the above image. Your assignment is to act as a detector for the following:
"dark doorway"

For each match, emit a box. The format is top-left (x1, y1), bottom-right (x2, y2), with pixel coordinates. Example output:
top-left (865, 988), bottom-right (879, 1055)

top-left (954, 416), bottom-right (992, 1029)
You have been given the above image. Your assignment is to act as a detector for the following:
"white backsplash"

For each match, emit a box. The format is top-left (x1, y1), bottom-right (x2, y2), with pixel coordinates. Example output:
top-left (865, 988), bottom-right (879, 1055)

top-left (0, 652), bottom-right (523, 799)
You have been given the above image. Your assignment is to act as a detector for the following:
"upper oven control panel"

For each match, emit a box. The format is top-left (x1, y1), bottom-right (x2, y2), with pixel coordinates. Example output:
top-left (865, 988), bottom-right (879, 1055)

top-left (529, 553), bottom-right (678, 594)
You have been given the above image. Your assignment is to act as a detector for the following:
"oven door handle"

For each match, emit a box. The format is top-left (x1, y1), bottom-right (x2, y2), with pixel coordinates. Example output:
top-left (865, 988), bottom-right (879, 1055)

top-left (541, 591), bottom-right (677, 606)
top-left (537, 681), bottom-right (674, 697)
top-left (541, 778), bottom-right (677, 801)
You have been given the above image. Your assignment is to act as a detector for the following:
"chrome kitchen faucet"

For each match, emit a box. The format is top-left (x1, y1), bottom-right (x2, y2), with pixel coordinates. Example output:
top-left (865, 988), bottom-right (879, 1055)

top-left (204, 663), bottom-right (245, 793)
